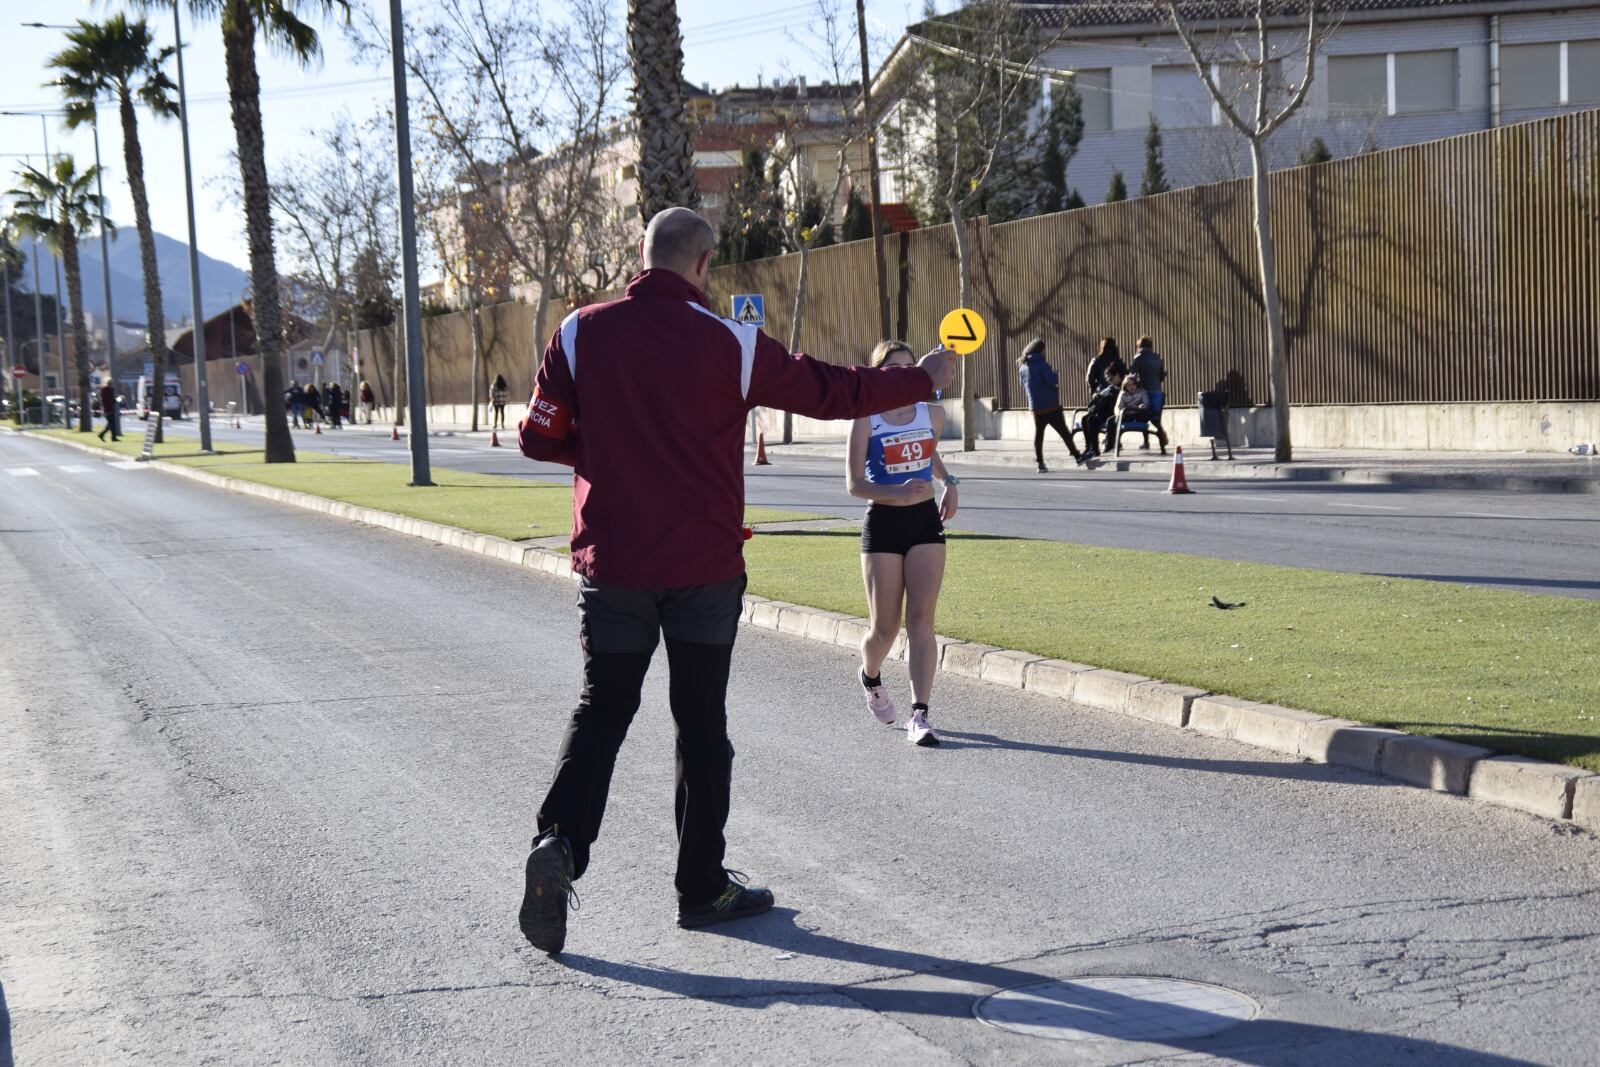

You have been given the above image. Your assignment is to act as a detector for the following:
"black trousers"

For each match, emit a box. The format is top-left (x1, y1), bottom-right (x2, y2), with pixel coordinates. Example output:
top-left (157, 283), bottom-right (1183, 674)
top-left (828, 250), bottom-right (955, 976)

top-left (1032, 408), bottom-right (1081, 465)
top-left (535, 576), bottom-right (744, 906)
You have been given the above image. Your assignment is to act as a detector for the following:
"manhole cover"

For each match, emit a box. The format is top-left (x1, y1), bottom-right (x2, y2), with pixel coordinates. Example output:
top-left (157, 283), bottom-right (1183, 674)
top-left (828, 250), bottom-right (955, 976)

top-left (974, 975), bottom-right (1261, 1043)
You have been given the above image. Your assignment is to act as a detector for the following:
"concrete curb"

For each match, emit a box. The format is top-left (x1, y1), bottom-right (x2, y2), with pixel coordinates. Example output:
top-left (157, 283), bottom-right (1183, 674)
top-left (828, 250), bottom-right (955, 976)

top-left (18, 428), bottom-right (1599, 833)
top-left (769, 442), bottom-right (1600, 494)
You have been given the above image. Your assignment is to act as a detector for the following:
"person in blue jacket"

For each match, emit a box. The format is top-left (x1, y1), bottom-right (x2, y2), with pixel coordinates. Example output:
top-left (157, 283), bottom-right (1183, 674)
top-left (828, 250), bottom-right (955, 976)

top-left (1018, 338), bottom-right (1086, 473)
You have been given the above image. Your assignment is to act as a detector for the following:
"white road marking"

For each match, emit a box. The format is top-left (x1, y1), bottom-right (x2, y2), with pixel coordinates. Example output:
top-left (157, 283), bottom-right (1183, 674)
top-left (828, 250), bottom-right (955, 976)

top-left (1462, 511), bottom-right (1522, 520)
top-left (109, 460), bottom-right (148, 470)
top-left (59, 464), bottom-right (93, 474)
top-left (7, 467), bottom-right (40, 477)
top-left (1327, 501), bottom-right (1402, 511)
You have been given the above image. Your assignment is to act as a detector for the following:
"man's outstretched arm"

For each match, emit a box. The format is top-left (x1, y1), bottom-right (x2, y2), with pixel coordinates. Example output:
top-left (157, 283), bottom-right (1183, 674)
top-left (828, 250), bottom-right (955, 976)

top-left (745, 334), bottom-right (956, 420)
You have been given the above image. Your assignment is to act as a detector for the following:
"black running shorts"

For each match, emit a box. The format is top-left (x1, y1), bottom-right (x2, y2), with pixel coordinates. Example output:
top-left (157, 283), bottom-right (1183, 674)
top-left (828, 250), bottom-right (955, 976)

top-left (860, 498), bottom-right (945, 556)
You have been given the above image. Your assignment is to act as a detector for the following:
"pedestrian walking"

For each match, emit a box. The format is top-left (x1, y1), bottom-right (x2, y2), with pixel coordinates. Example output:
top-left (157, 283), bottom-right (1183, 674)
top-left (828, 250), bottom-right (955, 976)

top-left (287, 381), bottom-right (306, 429)
top-left (359, 379), bottom-right (375, 424)
top-left (490, 373), bottom-right (509, 430)
top-left (304, 382), bottom-right (322, 429)
top-left (1018, 338), bottom-right (1085, 473)
top-left (1085, 337), bottom-right (1126, 398)
top-left (96, 379), bottom-right (120, 442)
top-left (514, 206), bottom-right (956, 955)
top-left (849, 340), bottom-right (959, 748)
top-left (326, 381), bottom-right (343, 429)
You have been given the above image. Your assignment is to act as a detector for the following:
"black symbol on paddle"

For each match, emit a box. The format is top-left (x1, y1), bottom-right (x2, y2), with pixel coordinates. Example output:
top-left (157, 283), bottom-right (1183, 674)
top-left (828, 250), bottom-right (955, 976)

top-left (945, 313), bottom-right (978, 345)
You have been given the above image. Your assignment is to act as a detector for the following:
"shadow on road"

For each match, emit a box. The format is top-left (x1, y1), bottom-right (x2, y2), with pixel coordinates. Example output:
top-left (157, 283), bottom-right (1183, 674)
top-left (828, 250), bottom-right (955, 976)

top-left (1, 979), bottom-right (12, 1067)
top-left (557, 911), bottom-right (1537, 1065)
top-left (933, 729), bottom-right (1396, 785)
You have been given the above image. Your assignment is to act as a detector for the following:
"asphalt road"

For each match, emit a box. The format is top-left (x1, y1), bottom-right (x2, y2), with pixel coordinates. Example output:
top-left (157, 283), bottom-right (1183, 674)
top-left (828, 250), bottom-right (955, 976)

top-left (170, 417), bottom-right (1600, 600)
top-left (4, 428), bottom-right (1600, 1066)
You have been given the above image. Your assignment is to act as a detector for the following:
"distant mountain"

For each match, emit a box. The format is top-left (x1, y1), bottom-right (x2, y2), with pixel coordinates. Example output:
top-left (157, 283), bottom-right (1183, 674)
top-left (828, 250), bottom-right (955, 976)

top-left (31, 229), bottom-right (250, 329)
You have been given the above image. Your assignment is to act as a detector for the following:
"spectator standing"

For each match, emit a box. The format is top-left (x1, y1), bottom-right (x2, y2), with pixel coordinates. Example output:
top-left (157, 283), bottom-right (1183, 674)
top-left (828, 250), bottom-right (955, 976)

top-left (326, 381), bottom-right (344, 429)
top-left (1017, 338), bottom-right (1085, 473)
top-left (490, 373), bottom-right (509, 430)
top-left (359, 379), bottom-right (375, 424)
top-left (1128, 336), bottom-right (1169, 453)
top-left (1085, 337), bottom-right (1126, 398)
top-left (287, 382), bottom-right (306, 429)
top-left (514, 207), bottom-right (955, 955)
top-left (96, 379), bottom-right (120, 442)
top-left (304, 382), bottom-right (322, 429)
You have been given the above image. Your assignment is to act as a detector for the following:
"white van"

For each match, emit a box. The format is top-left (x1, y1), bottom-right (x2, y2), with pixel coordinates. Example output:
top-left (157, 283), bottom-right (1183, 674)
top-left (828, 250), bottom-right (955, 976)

top-left (136, 373), bottom-right (184, 419)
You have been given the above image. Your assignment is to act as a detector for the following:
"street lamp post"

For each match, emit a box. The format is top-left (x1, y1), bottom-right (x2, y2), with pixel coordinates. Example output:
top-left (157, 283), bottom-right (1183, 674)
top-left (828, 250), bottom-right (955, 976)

top-left (39, 117), bottom-right (70, 426)
top-left (170, 3), bottom-right (212, 451)
top-left (388, 0), bottom-right (432, 486)
top-left (3, 235), bottom-right (17, 419)
top-left (30, 227), bottom-right (45, 425)
top-left (226, 287), bottom-right (243, 416)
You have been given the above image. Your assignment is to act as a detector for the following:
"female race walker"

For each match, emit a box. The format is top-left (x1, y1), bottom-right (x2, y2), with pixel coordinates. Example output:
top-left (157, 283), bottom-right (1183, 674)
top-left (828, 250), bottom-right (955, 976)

top-left (846, 340), bottom-right (959, 747)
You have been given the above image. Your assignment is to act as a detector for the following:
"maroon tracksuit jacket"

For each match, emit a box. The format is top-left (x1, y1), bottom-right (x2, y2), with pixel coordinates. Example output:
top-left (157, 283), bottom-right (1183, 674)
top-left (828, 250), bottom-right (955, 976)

top-left (519, 269), bottom-right (933, 588)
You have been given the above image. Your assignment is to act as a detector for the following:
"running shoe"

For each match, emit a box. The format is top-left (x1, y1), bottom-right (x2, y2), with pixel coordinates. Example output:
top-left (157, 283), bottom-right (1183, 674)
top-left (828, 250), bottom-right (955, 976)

top-left (677, 870), bottom-right (776, 929)
top-left (907, 708), bottom-right (940, 747)
top-left (862, 671), bottom-right (896, 724)
top-left (519, 831), bottom-right (577, 954)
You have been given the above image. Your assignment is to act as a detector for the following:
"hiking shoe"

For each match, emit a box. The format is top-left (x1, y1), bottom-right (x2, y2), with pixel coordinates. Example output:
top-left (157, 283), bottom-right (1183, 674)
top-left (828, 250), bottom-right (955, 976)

top-left (677, 872), bottom-right (775, 929)
top-left (1036, 462), bottom-right (1049, 473)
top-left (862, 671), bottom-right (895, 725)
top-left (519, 832), bottom-right (576, 954)
top-left (907, 708), bottom-right (940, 747)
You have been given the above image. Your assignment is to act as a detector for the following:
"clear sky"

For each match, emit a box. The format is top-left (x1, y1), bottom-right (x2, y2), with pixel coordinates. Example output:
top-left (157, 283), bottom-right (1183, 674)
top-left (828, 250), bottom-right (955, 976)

top-left (0, 0), bottom-right (915, 275)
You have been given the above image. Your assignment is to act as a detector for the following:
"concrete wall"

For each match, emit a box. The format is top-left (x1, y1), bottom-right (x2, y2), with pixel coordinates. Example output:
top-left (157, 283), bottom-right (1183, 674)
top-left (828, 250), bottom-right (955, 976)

top-left (790, 401), bottom-right (1600, 453)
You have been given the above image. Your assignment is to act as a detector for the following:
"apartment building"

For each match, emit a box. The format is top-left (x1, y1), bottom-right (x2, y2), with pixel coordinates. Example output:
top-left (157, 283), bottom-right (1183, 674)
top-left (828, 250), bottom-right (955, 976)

top-left (874, 0), bottom-right (1600, 214)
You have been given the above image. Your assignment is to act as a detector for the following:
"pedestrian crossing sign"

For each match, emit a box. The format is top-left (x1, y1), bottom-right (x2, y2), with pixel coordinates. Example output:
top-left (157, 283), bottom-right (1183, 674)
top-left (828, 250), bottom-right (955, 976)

top-left (731, 294), bottom-right (765, 327)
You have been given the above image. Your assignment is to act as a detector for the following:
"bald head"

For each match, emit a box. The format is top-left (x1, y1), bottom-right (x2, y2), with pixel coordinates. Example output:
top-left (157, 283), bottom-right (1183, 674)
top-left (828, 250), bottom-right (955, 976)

top-left (642, 207), bottom-right (716, 284)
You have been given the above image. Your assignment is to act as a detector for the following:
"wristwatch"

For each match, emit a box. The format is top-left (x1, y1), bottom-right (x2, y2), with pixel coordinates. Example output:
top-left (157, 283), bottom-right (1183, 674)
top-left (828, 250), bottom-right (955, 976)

top-left (941, 473), bottom-right (961, 487)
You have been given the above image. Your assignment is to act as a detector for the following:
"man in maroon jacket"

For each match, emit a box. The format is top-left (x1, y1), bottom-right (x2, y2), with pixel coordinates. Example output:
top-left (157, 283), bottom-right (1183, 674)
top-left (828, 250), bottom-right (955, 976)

top-left (517, 207), bottom-right (954, 953)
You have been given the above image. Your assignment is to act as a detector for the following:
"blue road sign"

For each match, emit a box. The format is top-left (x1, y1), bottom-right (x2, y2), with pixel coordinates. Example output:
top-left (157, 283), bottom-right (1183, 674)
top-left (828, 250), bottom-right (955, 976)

top-left (731, 294), bottom-right (765, 327)
top-left (310, 350), bottom-right (326, 367)
top-left (236, 361), bottom-right (250, 376)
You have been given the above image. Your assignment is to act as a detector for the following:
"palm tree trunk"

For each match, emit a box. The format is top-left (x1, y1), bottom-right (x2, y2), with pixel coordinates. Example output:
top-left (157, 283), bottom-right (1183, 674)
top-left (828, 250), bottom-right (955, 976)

top-left (120, 88), bottom-right (171, 444)
top-left (223, 1), bottom-right (294, 463)
top-left (628, 0), bottom-right (698, 219)
top-left (62, 228), bottom-right (91, 432)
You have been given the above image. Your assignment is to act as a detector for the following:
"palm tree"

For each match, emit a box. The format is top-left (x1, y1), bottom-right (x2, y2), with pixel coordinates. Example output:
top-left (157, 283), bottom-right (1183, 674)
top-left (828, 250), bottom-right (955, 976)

top-left (10, 158), bottom-right (106, 432)
top-left (50, 14), bottom-right (178, 442)
top-left (161, 2), bottom-right (349, 463)
top-left (627, 0), bottom-right (698, 219)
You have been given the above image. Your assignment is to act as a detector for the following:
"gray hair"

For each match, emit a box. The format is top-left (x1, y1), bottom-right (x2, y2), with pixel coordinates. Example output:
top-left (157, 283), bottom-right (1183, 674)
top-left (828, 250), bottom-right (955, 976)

top-left (642, 207), bottom-right (716, 274)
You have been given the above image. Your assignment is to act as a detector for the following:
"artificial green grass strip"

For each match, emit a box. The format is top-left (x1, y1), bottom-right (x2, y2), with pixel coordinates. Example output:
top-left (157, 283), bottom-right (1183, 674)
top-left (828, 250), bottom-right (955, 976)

top-left (744, 529), bottom-right (1600, 771)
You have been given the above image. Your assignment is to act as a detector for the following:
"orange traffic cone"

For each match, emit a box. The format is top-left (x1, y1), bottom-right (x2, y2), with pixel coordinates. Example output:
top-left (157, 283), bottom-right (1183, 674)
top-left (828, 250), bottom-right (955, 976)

top-left (1168, 445), bottom-right (1195, 494)
top-left (754, 432), bottom-right (771, 466)
top-left (490, 428), bottom-right (501, 447)
top-left (390, 425), bottom-right (400, 441)
top-left (314, 421), bottom-right (322, 435)
top-left (233, 416), bottom-right (241, 429)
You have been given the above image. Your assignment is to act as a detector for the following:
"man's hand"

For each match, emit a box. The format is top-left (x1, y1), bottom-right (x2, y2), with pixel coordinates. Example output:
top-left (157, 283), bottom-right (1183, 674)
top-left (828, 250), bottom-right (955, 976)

top-left (916, 346), bottom-right (957, 394)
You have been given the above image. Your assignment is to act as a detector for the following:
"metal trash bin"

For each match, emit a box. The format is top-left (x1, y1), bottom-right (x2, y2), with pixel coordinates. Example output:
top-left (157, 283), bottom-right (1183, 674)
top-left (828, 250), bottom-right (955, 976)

top-left (1197, 390), bottom-right (1234, 460)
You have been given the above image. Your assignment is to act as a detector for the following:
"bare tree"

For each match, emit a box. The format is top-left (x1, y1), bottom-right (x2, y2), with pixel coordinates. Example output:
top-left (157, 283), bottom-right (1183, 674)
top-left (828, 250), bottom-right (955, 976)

top-left (355, 0), bottom-right (629, 347)
top-left (896, 1), bottom-right (1064, 449)
top-left (1167, 0), bottom-right (1340, 462)
top-left (771, 0), bottom-right (860, 443)
top-left (267, 110), bottom-right (396, 381)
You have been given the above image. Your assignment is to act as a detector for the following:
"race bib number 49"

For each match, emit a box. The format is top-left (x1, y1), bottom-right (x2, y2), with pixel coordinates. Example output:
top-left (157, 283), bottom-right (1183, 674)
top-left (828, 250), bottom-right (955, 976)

top-left (881, 430), bottom-right (934, 474)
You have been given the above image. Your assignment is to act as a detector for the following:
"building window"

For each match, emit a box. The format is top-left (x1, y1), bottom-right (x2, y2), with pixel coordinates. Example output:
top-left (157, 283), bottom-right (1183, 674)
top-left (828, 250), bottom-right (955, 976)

top-left (1075, 69), bottom-right (1112, 132)
top-left (1327, 54), bottom-right (1387, 115)
top-left (1394, 49), bottom-right (1456, 113)
top-left (1567, 40), bottom-right (1600, 104)
top-left (1501, 43), bottom-right (1560, 111)
top-left (1153, 64), bottom-right (1212, 128)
